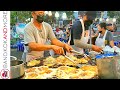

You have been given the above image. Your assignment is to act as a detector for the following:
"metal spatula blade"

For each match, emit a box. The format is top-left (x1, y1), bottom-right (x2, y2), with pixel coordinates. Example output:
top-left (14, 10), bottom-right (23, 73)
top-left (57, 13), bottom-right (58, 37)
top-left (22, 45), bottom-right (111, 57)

top-left (71, 50), bottom-right (91, 60)
top-left (71, 50), bottom-right (83, 55)
top-left (62, 48), bottom-right (76, 64)
top-left (64, 55), bottom-right (76, 64)
top-left (62, 48), bottom-right (82, 68)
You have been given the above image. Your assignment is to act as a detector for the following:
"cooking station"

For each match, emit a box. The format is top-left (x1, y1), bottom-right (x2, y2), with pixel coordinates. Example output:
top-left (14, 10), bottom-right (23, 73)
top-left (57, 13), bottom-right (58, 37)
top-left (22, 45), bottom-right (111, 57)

top-left (10, 52), bottom-right (120, 79)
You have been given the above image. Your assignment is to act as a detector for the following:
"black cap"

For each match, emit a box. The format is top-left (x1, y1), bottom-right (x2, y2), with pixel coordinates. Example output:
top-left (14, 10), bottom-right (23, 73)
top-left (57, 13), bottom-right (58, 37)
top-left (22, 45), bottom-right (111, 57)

top-left (106, 23), bottom-right (112, 26)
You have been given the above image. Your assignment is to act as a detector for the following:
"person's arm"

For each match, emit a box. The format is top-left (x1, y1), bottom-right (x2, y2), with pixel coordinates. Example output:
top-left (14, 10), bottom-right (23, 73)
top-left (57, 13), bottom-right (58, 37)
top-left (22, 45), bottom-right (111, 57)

top-left (28, 42), bottom-right (54, 51)
top-left (110, 41), bottom-right (114, 48)
top-left (29, 42), bottom-right (65, 55)
top-left (74, 39), bottom-right (102, 52)
top-left (47, 23), bottom-right (73, 53)
top-left (51, 38), bottom-right (65, 47)
top-left (72, 21), bottom-right (102, 52)
top-left (93, 30), bottom-right (99, 37)
top-left (72, 21), bottom-right (92, 49)
top-left (107, 31), bottom-right (114, 48)
top-left (74, 39), bottom-right (92, 49)
top-left (24, 24), bottom-right (67, 55)
top-left (47, 24), bottom-right (65, 47)
top-left (24, 27), bottom-right (54, 51)
top-left (51, 38), bottom-right (73, 53)
top-left (67, 34), bottom-right (71, 45)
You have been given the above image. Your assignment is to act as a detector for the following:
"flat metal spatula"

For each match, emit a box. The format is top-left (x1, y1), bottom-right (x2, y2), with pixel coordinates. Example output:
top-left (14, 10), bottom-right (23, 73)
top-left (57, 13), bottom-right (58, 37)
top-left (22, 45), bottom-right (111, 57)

top-left (71, 50), bottom-right (91, 60)
top-left (70, 50), bottom-right (94, 67)
top-left (62, 48), bottom-right (82, 67)
top-left (64, 54), bottom-right (82, 68)
top-left (63, 54), bottom-right (76, 64)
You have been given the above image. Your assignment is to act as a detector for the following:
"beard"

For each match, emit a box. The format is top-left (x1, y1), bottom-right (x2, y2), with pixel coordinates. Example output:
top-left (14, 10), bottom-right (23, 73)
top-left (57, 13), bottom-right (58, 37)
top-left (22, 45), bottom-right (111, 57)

top-left (99, 31), bottom-right (102, 33)
top-left (36, 15), bottom-right (44, 23)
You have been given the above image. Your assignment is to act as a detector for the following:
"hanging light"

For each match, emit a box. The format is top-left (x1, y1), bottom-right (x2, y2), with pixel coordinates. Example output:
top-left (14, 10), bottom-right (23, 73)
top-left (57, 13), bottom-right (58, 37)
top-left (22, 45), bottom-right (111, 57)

top-left (48, 11), bottom-right (52, 16)
top-left (62, 12), bottom-right (67, 20)
top-left (55, 12), bottom-right (59, 18)
top-left (106, 18), bottom-right (109, 22)
top-left (26, 18), bottom-right (30, 22)
top-left (100, 18), bottom-right (102, 21)
top-left (45, 11), bottom-right (48, 15)
top-left (113, 18), bottom-right (116, 22)
top-left (95, 18), bottom-right (97, 21)
top-left (74, 11), bottom-right (78, 12)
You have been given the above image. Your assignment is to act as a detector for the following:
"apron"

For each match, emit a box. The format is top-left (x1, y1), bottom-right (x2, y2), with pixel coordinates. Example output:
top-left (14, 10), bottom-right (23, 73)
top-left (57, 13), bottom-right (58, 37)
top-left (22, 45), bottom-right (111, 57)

top-left (95, 30), bottom-right (108, 48)
top-left (71, 19), bottom-right (90, 55)
top-left (26, 22), bottom-right (47, 62)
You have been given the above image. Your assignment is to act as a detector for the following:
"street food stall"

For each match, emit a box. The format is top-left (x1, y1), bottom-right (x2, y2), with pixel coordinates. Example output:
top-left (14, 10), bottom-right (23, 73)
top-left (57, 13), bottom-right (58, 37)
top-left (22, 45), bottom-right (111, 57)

top-left (10, 49), bottom-right (120, 79)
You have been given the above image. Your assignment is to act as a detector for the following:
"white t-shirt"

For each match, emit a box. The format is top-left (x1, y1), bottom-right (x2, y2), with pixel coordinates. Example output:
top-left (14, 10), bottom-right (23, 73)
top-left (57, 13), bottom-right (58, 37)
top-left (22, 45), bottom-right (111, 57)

top-left (24, 22), bottom-right (56, 45)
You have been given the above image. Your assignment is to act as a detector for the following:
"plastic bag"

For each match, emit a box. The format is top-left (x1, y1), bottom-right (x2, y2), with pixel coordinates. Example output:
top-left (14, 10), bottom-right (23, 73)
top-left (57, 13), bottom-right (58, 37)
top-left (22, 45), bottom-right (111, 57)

top-left (103, 45), bottom-right (114, 54)
top-left (113, 46), bottom-right (120, 55)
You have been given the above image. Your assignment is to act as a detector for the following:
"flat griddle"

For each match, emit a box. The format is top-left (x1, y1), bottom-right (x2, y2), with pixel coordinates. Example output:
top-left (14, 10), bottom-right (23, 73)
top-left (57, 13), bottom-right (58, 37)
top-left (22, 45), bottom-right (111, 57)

top-left (25, 55), bottom-right (96, 69)
top-left (24, 55), bottom-right (99, 79)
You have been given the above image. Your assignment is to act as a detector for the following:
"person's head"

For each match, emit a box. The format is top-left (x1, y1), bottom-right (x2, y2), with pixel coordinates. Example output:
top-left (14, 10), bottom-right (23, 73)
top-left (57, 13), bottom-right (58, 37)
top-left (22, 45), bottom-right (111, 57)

top-left (31, 11), bottom-right (45, 23)
top-left (106, 23), bottom-right (113, 31)
top-left (56, 26), bottom-right (59, 29)
top-left (96, 19), bottom-right (99, 22)
top-left (106, 23), bottom-right (117, 32)
top-left (97, 22), bottom-right (107, 33)
top-left (56, 26), bottom-right (59, 32)
top-left (82, 11), bottom-right (97, 26)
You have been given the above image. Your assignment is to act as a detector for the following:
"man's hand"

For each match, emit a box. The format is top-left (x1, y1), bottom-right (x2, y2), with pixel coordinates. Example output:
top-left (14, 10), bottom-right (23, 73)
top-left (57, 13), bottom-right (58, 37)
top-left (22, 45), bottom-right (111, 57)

top-left (92, 45), bottom-right (103, 52)
top-left (64, 44), bottom-right (73, 53)
top-left (51, 45), bottom-right (64, 55)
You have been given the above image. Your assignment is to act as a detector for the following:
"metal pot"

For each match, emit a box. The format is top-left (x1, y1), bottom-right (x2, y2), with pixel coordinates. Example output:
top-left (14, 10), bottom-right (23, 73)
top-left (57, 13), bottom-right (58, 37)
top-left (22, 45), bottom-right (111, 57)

top-left (96, 56), bottom-right (120, 79)
top-left (10, 56), bottom-right (25, 79)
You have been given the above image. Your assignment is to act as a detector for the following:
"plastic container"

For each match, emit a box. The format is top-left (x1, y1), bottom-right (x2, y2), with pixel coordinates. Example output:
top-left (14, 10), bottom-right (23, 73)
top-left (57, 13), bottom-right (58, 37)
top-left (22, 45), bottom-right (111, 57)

top-left (118, 41), bottom-right (120, 48)
top-left (95, 53), bottom-right (117, 59)
top-left (95, 54), bottom-right (104, 59)
top-left (103, 46), bottom-right (114, 54)
top-left (114, 41), bottom-right (119, 46)
top-left (17, 40), bottom-right (24, 52)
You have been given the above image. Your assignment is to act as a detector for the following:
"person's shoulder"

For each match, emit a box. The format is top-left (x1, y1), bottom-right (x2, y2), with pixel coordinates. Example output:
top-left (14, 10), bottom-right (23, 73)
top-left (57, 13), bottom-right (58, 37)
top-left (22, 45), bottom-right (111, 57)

top-left (74, 20), bottom-right (81, 25)
top-left (107, 30), bottom-right (112, 34)
top-left (25, 22), bottom-right (32, 27)
top-left (24, 22), bottom-right (34, 31)
top-left (107, 30), bottom-right (113, 37)
top-left (24, 22), bottom-right (33, 29)
top-left (43, 22), bottom-right (51, 28)
top-left (72, 20), bottom-right (81, 28)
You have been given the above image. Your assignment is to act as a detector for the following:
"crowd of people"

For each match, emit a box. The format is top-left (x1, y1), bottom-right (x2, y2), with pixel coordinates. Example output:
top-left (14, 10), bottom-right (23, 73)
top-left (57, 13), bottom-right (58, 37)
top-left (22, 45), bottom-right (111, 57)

top-left (53, 25), bottom-right (71, 43)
